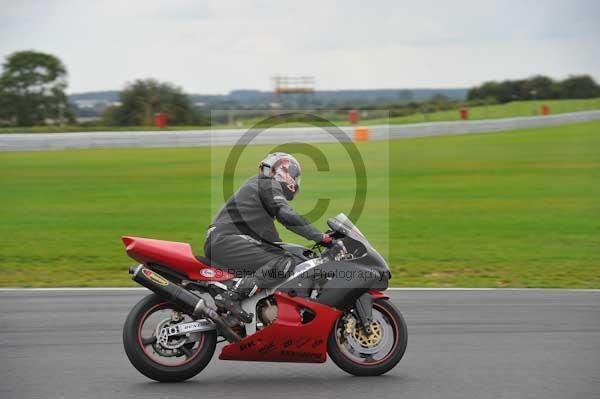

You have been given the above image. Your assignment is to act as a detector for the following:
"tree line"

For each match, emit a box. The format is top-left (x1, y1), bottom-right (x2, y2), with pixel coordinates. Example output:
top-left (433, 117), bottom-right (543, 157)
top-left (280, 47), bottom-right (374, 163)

top-left (467, 75), bottom-right (600, 103)
top-left (0, 51), bottom-right (72, 126)
top-left (1, 50), bottom-right (599, 127)
top-left (0, 51), bottom-right (205, 127)
top-left (101, 79), bottom-right (208, 126)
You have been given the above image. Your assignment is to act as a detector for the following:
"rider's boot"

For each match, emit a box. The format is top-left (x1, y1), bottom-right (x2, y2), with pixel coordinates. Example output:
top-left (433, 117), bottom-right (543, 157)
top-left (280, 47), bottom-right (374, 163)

top-left (214, 277), bottom-right (258, 324)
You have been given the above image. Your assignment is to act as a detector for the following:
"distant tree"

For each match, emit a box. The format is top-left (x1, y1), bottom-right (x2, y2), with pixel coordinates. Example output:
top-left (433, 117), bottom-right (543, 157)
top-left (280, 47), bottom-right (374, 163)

top-left (100, 104), bottom-right (122, 126)
top-left (106, 79), bottom-right (194, 126)
top-left (0, 50), bottom-right (69, 126)
top-left (0, 89), bottom-right (11, 125)
top-left (468, 75), bottom-right (600, 103)
top-left (557, 75), bottom-right (600, 99)
top-left (468, 81), bottom-right (504, 102)
top-left (520, 75), bottom-right (555, 99)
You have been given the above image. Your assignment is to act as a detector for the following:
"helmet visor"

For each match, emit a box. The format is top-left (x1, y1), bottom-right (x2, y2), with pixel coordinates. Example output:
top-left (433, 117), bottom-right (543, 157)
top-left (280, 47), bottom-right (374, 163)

top-left (273, 158), bottom-right (301, 194)
top-left (288, 162), bottom-right (301, 189)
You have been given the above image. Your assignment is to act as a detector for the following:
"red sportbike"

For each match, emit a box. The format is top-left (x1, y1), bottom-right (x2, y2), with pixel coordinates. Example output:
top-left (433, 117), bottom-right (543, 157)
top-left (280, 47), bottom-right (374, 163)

top-left (122, 214), bottom-right (407, 381)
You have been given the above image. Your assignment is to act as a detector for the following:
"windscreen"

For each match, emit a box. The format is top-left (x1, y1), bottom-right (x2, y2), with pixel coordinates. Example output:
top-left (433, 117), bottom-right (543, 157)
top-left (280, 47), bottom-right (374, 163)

top-left (332, 213), bottom-right (365, 237)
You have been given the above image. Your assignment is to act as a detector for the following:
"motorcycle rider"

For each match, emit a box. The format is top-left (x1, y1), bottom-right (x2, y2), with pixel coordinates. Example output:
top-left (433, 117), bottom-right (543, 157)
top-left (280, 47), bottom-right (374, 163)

top-left (204, 152), bottom-right (332, 322)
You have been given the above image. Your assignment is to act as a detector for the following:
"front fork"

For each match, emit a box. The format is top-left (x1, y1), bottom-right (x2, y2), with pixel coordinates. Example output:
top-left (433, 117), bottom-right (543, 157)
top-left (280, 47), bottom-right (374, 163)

top-left (354, 292), bottom-right (376, 336)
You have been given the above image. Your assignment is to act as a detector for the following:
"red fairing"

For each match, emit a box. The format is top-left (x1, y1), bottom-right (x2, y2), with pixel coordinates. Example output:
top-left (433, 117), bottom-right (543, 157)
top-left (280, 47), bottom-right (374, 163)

top-left (219, 292), bottom-right (342, 363)
top-left (368, 290), bottom-right (389, 299)
top-left (121, 236), bottom-right (233, 281)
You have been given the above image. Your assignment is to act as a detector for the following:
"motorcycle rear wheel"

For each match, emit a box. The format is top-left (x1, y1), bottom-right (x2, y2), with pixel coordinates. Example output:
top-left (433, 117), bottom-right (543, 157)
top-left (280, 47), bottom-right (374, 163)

top-left (123, 293), bottom-right (217, 382)
top-left (328, 298), bottom-right (407, 376)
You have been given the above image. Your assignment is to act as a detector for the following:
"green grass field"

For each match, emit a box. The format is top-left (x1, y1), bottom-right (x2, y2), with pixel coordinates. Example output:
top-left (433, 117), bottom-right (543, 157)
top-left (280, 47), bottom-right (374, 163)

top-left (227, 98), bottom-right (600, 129)
top-left (1, 98), bottom-right (599, 133)
top-left (1, 121), bottom-right (599, 287)
top-left (369, 97), bottom-right (600, 125)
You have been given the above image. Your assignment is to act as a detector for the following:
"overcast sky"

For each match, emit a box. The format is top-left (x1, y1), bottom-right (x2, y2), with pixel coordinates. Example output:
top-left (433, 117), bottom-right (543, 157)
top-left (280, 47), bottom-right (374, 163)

top-left (1, 0), bottom-right (599, 94)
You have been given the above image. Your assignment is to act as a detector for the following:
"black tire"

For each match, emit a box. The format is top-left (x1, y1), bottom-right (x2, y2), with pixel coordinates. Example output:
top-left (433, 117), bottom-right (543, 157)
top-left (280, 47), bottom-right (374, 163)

top-left (123, 293), bottom-right (217, 382)
top-left (327, 299), bottom-right (407, 376)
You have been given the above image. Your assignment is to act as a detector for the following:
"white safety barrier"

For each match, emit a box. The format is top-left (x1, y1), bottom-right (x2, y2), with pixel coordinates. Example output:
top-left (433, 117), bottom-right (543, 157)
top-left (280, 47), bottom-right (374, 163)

top-left (1, 110), bottom-right (599, 151)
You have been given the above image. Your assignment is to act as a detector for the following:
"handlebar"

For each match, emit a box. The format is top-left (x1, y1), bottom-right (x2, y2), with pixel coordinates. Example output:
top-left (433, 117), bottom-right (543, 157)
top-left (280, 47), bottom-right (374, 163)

top-left (314, 239), bottom-right (348, 261)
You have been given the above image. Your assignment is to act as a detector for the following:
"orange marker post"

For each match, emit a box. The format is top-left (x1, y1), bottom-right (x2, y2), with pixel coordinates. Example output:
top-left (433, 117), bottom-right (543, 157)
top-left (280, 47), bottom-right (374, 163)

top-left (353, 127), bottom-right (370, 141)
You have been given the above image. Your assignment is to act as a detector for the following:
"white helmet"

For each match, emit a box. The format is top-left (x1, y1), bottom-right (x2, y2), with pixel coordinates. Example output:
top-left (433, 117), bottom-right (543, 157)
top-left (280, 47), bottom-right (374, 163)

top-left (259, 152), bottom-right (302, 200)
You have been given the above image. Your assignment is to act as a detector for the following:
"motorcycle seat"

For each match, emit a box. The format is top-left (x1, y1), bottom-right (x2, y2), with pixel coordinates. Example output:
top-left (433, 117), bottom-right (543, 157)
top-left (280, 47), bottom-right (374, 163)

top-left (195, 255), bottom-right (217, 267)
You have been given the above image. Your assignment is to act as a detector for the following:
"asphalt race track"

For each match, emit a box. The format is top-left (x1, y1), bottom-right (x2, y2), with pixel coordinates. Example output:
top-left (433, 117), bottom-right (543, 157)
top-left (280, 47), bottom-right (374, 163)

top-left (1, 289), bottom-right (598, 399)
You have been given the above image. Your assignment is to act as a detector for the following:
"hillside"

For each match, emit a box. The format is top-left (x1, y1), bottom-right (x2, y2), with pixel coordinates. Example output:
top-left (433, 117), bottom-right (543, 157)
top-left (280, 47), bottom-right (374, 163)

top-left (68, 87), bottom-right (468, 115)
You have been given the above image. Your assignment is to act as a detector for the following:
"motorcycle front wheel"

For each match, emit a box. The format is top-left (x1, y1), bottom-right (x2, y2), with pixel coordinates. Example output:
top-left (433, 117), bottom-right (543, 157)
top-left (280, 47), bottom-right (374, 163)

top-left (328, 298), bottom-right (407, 376)
top-left (123, 293), bottom-right (217, 382)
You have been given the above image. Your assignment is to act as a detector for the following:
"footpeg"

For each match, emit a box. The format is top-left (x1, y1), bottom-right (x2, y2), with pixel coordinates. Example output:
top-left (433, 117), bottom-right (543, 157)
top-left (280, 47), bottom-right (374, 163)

top-left (193, 299), bottom-right (242, 343)
top-left (237, 310), bottom-right (254, 324)
top-left (215, 293), bottom-right (254, 324)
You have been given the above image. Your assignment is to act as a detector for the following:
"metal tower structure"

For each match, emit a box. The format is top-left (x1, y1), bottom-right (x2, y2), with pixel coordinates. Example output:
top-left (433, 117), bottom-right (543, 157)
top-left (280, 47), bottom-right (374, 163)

top-left (271, 75), bottom-right (315, 110)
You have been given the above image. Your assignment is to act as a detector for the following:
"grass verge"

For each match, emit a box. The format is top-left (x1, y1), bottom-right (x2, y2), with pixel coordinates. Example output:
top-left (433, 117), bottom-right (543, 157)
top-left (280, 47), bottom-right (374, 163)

top-left (1, 98), bottom-right (599, 133)
top-left (1, 121), bottom-right (599, 287)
